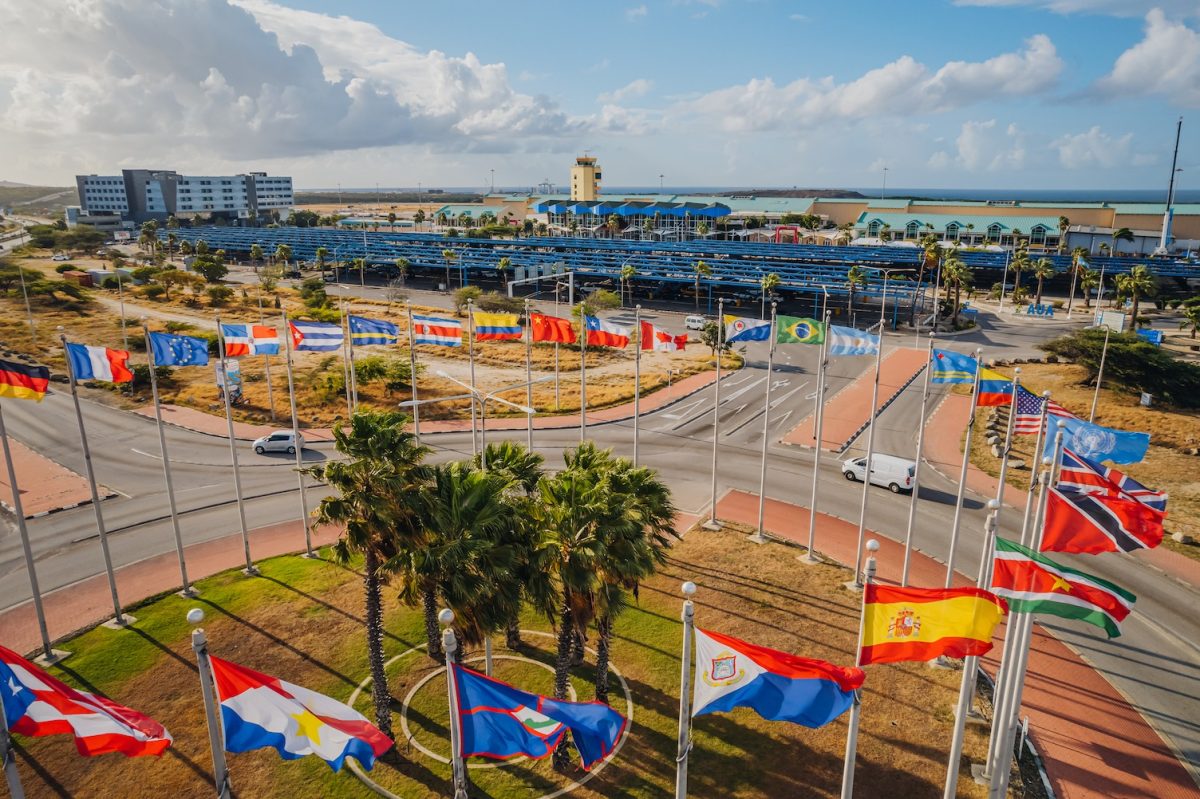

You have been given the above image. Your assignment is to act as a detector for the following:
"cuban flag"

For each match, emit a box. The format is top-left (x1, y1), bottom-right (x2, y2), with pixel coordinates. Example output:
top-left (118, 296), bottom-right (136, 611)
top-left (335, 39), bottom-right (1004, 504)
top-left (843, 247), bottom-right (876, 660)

top-left (584, 315), bottom-right (630, 348)
top-left (65, 343), bottom-right (133, 383)
top-left (692, 629), bottom-right (864, 727)
top-left (723, 316), bottom-right (772, 343)
top-left (0, 644), bottom-right (172, 757)
top-left (452, 664), bottom-right (626, 770)
top-left (289, 320), bottom-right (344, 352)
top-left (640, 321), bottom-right (686, 352)
top-left (221, 324), bottom-right (280, 357)
top-left (412, 314), bottom-right (463, 347)
top-left (210, 655), bottom-right (392, 772)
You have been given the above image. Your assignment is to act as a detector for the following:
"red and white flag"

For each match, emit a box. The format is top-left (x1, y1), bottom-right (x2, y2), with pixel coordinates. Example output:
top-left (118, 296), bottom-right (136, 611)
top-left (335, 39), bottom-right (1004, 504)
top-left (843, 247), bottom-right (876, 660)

top-left (584, 315), bottom-right (630, 348)
top-left (640, 321), bottom-right (686, 352)
top-left (1013, 385), bottom-right (1075, 434)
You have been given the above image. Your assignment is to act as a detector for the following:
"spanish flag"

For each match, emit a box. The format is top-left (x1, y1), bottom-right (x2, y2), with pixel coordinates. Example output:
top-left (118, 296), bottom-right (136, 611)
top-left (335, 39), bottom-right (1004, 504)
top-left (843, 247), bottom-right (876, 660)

top-left (860, 585), bottom-right (1006, 665)
top-left (0, 359), bottom-right (50, 402)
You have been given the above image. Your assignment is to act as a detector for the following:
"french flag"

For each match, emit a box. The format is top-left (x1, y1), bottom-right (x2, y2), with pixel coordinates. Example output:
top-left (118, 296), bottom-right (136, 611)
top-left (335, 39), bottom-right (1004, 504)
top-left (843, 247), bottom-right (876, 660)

top-left (65, 342), bottom-right (133, 383)
top-left (640, 321), bottom-right (686, 352)
top-left (692, 629), bottom-right (863, 727)
top-left (584, 315), bottom-right (630, 348)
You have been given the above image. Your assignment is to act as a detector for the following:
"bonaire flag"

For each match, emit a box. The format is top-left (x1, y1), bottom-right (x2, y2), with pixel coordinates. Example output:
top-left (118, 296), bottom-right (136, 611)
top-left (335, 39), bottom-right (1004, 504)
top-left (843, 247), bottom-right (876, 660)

top-left (692, 629), bottom-right (863, 728)
top-left (65, 343), bottom-right (133, 383)
top-left (640, 321), bottom-right (687, 352)
top-left (860, 585), bottom-right (1007, 665)
top-left (210, 655), bottom-right (392, 772)
top-left (723, 315), bottom-right (772, 343)
top-left (473, 311), bottom-right (523, 341)
top-left (221, 324), bottom-right (280, 357)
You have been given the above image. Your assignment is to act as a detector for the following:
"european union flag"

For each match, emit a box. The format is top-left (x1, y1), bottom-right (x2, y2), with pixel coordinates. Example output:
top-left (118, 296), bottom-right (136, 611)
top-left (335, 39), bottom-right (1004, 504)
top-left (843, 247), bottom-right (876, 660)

top-left (349, 315), bottom-right (399, 346)
top-left (1043, 417), bottom-right (1150, 465)
top-left (452, 664), bottom-right (626, 770)
top-left (149, 332), bottom-right (210, 366)
top-left (931, 349), bottom-right (977, 383)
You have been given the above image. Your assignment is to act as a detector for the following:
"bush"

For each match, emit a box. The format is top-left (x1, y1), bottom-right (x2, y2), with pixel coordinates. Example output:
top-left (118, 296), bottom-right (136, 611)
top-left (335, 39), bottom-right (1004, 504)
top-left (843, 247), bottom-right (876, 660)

top-left (164, 320), bottom-right (194, 333)
top-left (54, 263), bottom-right (76, 274)
top-left (352, 355), bottom-right (389, 384)
top-left (384, 358), bottom-right (421, 394)
top-left (132, 266), bottom-right (161, 284)
top-left (453, 285), bottom-right (483, 314)
top-left (300, 306), bottom-right (341, 324)
top-left (476, 291), bottom-right (524, 314)
top-left (193, 257), bottom-right (228, 283)
top-left (206, 285), bottom-right (234, 306)
top-left (131, 363), bottom-right (172, 389)
top-left (143, 284), bottom-right (167, 300)
top-left (101, 276), bottom-right (121, 289)
top-left (1039, 328), bottom-right (1200, 408)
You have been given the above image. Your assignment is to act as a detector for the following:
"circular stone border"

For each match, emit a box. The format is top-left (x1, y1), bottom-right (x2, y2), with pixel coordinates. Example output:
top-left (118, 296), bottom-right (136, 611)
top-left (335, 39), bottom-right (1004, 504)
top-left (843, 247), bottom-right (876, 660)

top-left (346, 630), bottom-right (634, 799)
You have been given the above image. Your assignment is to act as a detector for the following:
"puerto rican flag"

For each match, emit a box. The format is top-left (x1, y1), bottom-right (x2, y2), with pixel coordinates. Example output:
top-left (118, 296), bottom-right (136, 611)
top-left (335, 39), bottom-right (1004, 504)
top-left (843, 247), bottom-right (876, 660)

top-left (221, 324), bottom-right (280, 357)
top-left (412, 314), bottom-right (463, 347)
top-left (584, 315), bottom-right (630, 348)
top-left (639, 321), bottom-right (686, 352)
top-left (0, 644), bottom-right (172, 757)
top-left (65, 343), bottom-right (133, 383)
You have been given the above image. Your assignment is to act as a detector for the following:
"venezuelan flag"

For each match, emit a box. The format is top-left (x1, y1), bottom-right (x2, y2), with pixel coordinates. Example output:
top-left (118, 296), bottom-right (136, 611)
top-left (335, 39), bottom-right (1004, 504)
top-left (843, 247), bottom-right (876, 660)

top-left (859, 585), bottom-right (1006, 665)
top-left (0, 359), bottom-right (50, 402)
top-left (977, 367), bottom-right (1014, 406)
top-left (473, 312), bottom-right (522, 341)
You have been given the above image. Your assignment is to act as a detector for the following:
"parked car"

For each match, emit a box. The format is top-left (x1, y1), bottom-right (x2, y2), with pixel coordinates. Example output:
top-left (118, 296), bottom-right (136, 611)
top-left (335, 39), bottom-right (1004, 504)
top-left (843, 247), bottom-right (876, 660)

top-left (51, 253), bottom-right (70, 261)
top-left (252, 430), bottom-right (304, 455)
top-left (841, 453), bottom-right (915, 493)
top-left (685, 314), bottom-right (707, 331)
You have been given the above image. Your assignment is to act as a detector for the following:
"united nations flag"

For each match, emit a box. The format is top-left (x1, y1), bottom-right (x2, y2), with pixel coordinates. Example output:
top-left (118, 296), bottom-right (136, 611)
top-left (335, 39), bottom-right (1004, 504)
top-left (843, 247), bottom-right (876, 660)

top-left (776, 315), bottom-right (826, 345)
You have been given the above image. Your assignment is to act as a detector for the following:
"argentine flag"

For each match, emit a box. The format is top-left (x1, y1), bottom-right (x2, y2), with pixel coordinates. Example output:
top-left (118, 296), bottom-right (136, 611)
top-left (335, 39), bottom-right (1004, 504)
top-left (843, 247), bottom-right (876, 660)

top-left (828, 325), bottom-right (879, 356)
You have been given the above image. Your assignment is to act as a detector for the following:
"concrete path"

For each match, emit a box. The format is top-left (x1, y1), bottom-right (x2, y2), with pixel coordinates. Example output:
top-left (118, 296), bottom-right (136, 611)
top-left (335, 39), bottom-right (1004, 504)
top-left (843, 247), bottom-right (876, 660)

top-left (0, 435), bottom-right (113, 518)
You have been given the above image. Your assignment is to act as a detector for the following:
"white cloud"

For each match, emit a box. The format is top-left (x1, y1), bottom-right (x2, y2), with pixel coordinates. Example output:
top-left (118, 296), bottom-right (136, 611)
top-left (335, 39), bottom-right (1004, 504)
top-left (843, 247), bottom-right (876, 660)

top-left (927, 150), bottom-right (952, 169)
top-left (953, 0), bottom-right (1199, 17)
top-left (1051, 126), bottom-right (1134, 168)
top-left (954, 120), bottom-right (1027, 171)
top-left (598, 79), bottom-right (654, 104)
top-left (626, 4), bottom-right (648, 20)
top-left (1094, 10), bottom-right (1200, 106)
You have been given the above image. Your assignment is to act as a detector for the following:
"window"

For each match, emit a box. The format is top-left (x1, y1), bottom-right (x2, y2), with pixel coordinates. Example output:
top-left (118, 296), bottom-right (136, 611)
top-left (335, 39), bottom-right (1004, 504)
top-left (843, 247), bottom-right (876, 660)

top-left (905, 221), bottom-right (919, 239)
top-left (945, 223), bottom-right (959, 239)
top-left (1029, 225), bottom-right (1047, 244)
top-left (987, 223), bottom-right (1002, 240)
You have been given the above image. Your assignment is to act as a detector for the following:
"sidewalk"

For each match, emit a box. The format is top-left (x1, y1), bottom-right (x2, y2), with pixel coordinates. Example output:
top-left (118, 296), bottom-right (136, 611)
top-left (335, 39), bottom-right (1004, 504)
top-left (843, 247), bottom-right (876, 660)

top-left (0, 436), bottom-right (114, 518)
top-left (715, 489), bottom-right (1200, 799)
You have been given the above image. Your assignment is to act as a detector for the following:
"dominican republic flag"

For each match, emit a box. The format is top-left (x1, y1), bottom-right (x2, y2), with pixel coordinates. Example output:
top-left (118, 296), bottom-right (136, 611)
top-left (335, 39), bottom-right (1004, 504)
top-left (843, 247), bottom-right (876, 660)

top-left (1012, 385), bottom-right (1075, 435)
top-left (530, 313), bottom-right (576, 344)
top-left (584, 315), bottom-right (630, 348)
top-left (210, 655), bottom-right (392, 772)
top-left (723, 316), bottom-right (772, 344)
top-left (640, 321), bottom-right (686, 352)
top-left (289, 320), bottom-right (344, 352)
top-left (412, 314), bottom-right (463, 347)
top-left (692, 629), bottom-right (863, 728)
top-left (473, 311), bottom-right (522, 341)
top-left (1058, 448), bottom-right (1167, 511)
top-left (0, 644), bottom-right (172, 757)
top-left (221, 324), bottom-right (280, 357)
top-left (451, 664), bottom-right (626, 770)
top-left (65, 343), bottom-right (133, 383)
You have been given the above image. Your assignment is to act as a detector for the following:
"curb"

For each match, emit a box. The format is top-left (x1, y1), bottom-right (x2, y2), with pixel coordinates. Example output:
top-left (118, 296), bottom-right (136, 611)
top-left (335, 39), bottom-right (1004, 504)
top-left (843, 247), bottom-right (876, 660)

top-left (835, 361), bottom-right (929, 454)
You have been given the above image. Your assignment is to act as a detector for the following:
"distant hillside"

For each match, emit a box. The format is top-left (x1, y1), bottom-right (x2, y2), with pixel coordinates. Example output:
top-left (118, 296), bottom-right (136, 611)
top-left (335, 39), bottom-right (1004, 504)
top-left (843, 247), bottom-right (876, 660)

top-left (0, 185), bottom-right (76, 211)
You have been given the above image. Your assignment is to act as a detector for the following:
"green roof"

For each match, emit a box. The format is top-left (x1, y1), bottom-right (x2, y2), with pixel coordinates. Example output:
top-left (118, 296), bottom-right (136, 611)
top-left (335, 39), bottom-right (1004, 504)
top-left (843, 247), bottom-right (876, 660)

top-left (435, 204), bottom-right (495, 218)
top-left (855, 211), bottom-right (1067, 232)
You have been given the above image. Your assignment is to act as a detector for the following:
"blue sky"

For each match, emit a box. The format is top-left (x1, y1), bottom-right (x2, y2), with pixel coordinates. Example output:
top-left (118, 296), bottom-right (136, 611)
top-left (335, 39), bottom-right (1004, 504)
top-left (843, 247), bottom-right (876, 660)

top-left (1, 0), bottom-right (1197, 191)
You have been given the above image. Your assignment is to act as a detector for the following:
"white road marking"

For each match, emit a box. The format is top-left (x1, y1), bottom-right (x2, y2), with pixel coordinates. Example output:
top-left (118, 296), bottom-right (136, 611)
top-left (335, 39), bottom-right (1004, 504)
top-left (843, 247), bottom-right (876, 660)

top-left (131, 448), bottom-right (161, 460)
top-left (661, 398), bottom-right (703, 420)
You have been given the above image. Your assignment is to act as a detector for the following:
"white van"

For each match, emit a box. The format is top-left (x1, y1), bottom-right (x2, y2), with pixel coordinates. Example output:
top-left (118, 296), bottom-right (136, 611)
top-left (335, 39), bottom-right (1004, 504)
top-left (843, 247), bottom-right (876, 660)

top-left (841, 453), bottom-right (916, 493)
top-left (684, 314), bottom-right (707, 331)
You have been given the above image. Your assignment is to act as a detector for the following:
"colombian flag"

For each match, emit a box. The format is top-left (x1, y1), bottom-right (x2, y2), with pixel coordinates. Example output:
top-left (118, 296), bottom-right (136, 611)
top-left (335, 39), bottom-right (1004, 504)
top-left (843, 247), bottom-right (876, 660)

top-left (0, 359), bottom-right (50, 402)
top-left (859, 585), bottom-right (1006, 665)
top-left (977, 368), bottom-right (1014, 407)
top-left (473, 312), bottom-right (522, 341)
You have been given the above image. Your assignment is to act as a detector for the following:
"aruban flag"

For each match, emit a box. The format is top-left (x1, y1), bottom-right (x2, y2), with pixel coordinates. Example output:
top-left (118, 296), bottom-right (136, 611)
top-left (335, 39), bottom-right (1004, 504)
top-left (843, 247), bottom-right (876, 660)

top-left (584, 315), bottom-right (630, 348)
top-left (991, 537), bottom-right (1136, 638)
top-left (221, 324), bottom-right (281, 357)
top-left (412, 314), bottom-right (463, 347)
top-left (473, 312), bottom-right (522, 341)
top-left (860, 585), bottom-right (1007, 665)
top-left (1012, 385), bottom-right (1075, 435)
top-left (530, 313), bottom-right (576, 344)
top-left (1058, 448), bottom-right (1167, 512)
top-left (1041, 484), bottom-right (1165, 554)
top-left (0, 359), bottom-right (50, 401)
top-left (289, 320), bottom-right (344, 352)
top-left (640, 321), bottom-right (686, 352)
top-left (976, 368), bottom-right (1014, 407)
top-left (931, 349), bottom-right (976, 384)
top-left (65, 343), bottom-right (133, 383)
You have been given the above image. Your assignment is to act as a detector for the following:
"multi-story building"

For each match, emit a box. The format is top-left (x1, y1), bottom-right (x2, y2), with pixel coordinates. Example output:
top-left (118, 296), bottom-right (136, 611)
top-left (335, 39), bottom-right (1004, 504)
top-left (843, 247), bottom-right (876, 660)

top-left (569, 156), bottom-right (601, 201)
top-left (73, 169), bottom-right (293, 227)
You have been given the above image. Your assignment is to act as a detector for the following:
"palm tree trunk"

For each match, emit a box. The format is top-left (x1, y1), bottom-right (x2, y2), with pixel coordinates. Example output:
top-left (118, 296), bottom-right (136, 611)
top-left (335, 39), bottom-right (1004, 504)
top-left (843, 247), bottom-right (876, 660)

top-left (552, 594), bottom-right (575, 771)
top-left (423, 585), bottom-right (443, 662)
top-left (1036, 278), bottom-right (1044, 306)
top-left (364, 548), bottom-right (394, 739)
top-left (595, 615), bottom-right (612, 704)
top-left (506, 619), bottom-right (523, 649)
top-left (570, 629), bottom-right (586, 667)
top-left (694, 277), bottom-right (700, 310)
top-left (1131, 294), bottom-right (1140, 326)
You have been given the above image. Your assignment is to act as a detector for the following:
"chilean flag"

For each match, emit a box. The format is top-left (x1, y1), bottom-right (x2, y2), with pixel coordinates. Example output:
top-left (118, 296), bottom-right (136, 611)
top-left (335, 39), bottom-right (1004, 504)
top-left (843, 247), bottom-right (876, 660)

top-left (584, 315), bottom-right (630, 348)
top-left (0, 645), bottom-right (172, 757)
top-left (691, 629), bottom-right (863, 727)
top-left (65, 343), bottom-right (133, 383)
top-left (210, 655), bottom-right (392, 772)
top-left (640, 321), bottom-right (686, 352)
top-left (221, 324), bottom-right (280, 357)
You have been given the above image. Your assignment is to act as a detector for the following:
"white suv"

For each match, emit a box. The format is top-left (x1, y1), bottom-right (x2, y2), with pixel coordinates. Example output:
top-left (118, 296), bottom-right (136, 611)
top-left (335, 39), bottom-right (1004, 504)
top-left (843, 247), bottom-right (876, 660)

top-left (252, 431), bottom-right (304, 455)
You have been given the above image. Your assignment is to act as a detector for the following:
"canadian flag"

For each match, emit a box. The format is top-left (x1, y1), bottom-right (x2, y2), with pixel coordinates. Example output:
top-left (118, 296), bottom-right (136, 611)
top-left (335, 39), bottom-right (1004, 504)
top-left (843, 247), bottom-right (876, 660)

top-left (640, 321), bottom-right (687, 352)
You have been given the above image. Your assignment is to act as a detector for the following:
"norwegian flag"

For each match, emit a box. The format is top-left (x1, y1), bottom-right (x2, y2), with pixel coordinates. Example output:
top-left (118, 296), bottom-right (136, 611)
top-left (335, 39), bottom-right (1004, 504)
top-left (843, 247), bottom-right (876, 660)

top-left (1041, 448), bottom-right (1166, 554)
top-left (1013, 385), bottom-right (1075, 434)
top-left (1058, 449), bottom-right (1168, 512)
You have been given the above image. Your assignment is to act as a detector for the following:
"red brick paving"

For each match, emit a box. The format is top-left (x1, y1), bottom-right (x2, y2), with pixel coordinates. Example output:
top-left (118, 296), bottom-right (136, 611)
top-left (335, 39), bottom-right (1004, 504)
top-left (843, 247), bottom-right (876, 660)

top-left (0, 437), bottom-right (110, 518)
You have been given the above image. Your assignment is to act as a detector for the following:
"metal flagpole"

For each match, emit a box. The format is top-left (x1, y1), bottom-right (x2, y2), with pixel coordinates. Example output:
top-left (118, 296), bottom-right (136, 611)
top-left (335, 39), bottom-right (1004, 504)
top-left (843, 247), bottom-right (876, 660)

top-left (1089, 326), bottom-right (1110, 423)
top-left (405, 302), bottom-right (421, 442)
top-left (901, 334), bottom-right (935, 586)
top-left (579, 309), bottom-right (588, 442)
top-left (215, 317), bottom-right (257, 576)
top-left (852, 277), bottom-right (890, 588)
top-left (802, 310), bottom-right (832, 564)
top-left (674, 581), bottom-right (697, 799)
top-left (142, 323), bottom-right (194, 597)
top-left (116, 271), bottom-right (129, 352)
top-left (0, 402), bottom-right (60, 662)
top-left (751, 303), bottom-right (777, 543)
top-left (346, 302), bottom-right (359, 411)
top-left (1066, 258), bottom-right (1079, 318)
top-left (191, 622), bottom-right (232, 799)
top-left (467, 299), bottom-right (479, 456)
top-left (0, 675), bottom-right (24, 799)
top-left (991, 368), bottom-right (1023, 528)
top-left (339, 302), bottom-right (353, 418)
top-left (945, 348), bottom-right (984, 587)
top-left (257, 296), bottom-right (276, 421)
top-left (633, 305), bottom-right (642, 465)
top-left (525, 299), bottom-right (534, 452)
top-left (839, 539), bottom-right (878, 799)
top-left (15, 262), bottom-right (35, 348)
top-left (60, 331), bottom-right (127, 627)
top-left (281, 313), bottom-right (313, 558)
top-left (440, 609), bottom-right (469, 799)
top-left (703, 299), bottom-right (725, 530)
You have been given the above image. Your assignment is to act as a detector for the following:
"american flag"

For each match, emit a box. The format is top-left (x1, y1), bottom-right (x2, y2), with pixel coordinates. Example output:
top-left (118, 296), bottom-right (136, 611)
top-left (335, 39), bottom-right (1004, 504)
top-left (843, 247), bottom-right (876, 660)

top-left (1013, 385), bottom-right (1075, 435)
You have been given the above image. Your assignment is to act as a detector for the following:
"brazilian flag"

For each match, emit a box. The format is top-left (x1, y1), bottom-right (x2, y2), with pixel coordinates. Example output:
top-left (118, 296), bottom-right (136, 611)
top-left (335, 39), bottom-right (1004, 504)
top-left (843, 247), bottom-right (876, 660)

top-left (777, 315), bottom-right (826, 345)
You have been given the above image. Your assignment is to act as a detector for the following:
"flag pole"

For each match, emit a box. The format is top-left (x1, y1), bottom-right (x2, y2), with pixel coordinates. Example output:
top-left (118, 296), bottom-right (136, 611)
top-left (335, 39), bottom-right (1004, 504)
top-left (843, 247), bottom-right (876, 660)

top-left (633, 304), bottom-right (642, 466)
top-left (674, 581), bottom-right (697, 799)
top-left (525, 299), bottom-right (534, 452)
top-left (440, 609), bottom-right (469, 799)
top-left (59, 330), bottom-right (127, 628)
top-left (256, 296), bottom-right (276, 421)
top-left (839, 538), bottom-right (879, 799)
top-left (852, 276), bottom-right (890, 588)
top-left (142, 322), bottom-right (194, 597)
top-left (751, 303), bottom-right (777, 543)
top-left (467, 299), bottom-right (479, 456)
top-left (703, 299), bottom-right (725, 531)
top-left (346, 302), bottom-right (359, 411)
top-left (0, 672), bottom-right (24, 799)
top-left (801, 309), bottom-right (832, 565)
top-left (945, 347), bottom-right (984, 587)
top-left (215, 317), bottom-right (257, 576)
top-left (901, 334), bottom-right (935, 585)
top-left (405, 301), bottom-right (421, 442)
top-left (190, 621), bottom-right (232, 799)
top-left (0, 402), bottom-right (61, 665)
top-left (1089, 326), bottom-right (1110, 423)
top-left (339, 302), bottom-right (353, 418)
top-left (281, 313), bottom-right (313, 558)
top-left (991, 368), bottom-right (1022, 528)
top-left (579, 308), bottom-right (588, 442)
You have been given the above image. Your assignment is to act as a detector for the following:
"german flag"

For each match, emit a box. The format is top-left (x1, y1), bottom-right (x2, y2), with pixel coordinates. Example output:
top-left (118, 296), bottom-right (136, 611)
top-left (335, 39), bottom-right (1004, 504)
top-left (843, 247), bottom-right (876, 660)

top-left (859, 585), bottom-right (1006, 665)
top-left (0, 359), bottom-right (50, 402)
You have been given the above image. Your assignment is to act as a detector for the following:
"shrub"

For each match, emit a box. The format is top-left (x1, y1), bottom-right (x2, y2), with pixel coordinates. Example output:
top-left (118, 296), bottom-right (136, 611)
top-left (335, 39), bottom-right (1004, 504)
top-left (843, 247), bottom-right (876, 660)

top-left (164, 320), bottom-right (194, 333)
top-left (131, 266), bottom-right (160, 284)
top-left (352, 355), bottom-right (389, 384)
top-left (384, 359), bottom-right (421, 394)
top-left (193, 257), bottom-right (228, 283)
top-left (206, 285), bottom-right (234, 306)
top-left (1039, 328), bottom-right (1200, 408)
top-left (142, 284), bottom-right (167, 300)
top-left (131, 363), bottom-right (172, 389)
top-left (301, 306), bottom-right (341, 324)
top-left (453, 285), bottom-right (483, 314)
top-left (54, 263), bottom-right (76, 274)
top-left (101, 276), bottom-right (121, 289)
top-left (476, 291), bottom-right (523, 314)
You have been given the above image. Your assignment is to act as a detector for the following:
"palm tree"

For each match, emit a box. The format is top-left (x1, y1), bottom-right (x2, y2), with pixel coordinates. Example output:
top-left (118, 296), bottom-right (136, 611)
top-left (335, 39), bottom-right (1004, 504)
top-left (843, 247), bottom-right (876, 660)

top-left (314, 246), bottom-right (328, 274)
top-left (846, 265), bottom-right (867, 317)
top-left (837, 222), bottom-right (854, 246)
top-left (942, 256), bottom-right (972, 327)
top-left (760, 272), bottom-right (781, 319)
top-left (1079, 268), bottom-right (1100, 309)
top-left (641, 219), bottom-right (654, 240)
top-left (1058, 216), bottom-right (1070, 254)
top-left (496, 256), bottom-right (511, 288)
top-left (620, 262), bottom-right (636, 307)
top-left (606, 214), bottom-right (621, 239)
top-left (1111, 227), bottom-right (1134, 256)
top-left (692, 260), bottom-right (711, 311)
top-left (1066, 246), bottom-right (1088, 314)
top-left (274, 243), bottom-right (292, 269)
top-left (1032, 258), bottom-right (1055, 306)
top-left (250, 243), bottom-right (264, 265)
top-left (387, 212), bottom-right (397, 228)
top-left (179, 240), bottom-right (193, 258)
top-left (879, 224), bottom-right (892, 243)
top-left (441, 248), bottom-right (457, 292)
top-left (414, 209), bottom-right (426, 227)
top-left (1010, 245), bottom-right (1030, 302)
top-left (1115, 264), bottom-right (1155, 326)
top-left (1179, 304), bottom-right (1200, 339)
top-left (965, 223), bottom-right (975, 245)
top-left (696, 221), bottom-right (710, 238)
top-left (166, 232), bottom-right (177, 262)
top-left (395, 258), bottom-right (410, 285)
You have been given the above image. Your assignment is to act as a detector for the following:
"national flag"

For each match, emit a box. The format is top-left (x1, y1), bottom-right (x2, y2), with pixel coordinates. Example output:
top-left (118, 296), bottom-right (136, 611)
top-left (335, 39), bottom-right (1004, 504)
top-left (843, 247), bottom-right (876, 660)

top-left (584, 315), bottom-right (630, 348)
top-left (220, 324), bottom-right (281, 357)
top-left (776, 316), bottom-right (825, 345)
top-left (65, 343), bottom-right (133, 384)
top-left (0, 644), bottom-right (172, 757)
top-left (1041, 416), bottom-right (1150, 465)
top-left (288, 320), bottom-right (344, 352)
top-left (691, 629), bottom-right (863, 727)
top-left (977, 368), bottom-right (1014, 407)
top-left (827, 325), bottom-right (879, 356)
top-left (1041, 484), bottom-right (1164, 554)
top-left (859, 585), bottom-right (1007, 665)
top-left (1013, 385), bottom-right (1075, 434)
top-left (210, 655), bottom-right (392, 772)
top-left (1057, 448), bottom-right (1167, 511)
top-left (991, 537), bottom-right (1136, 638)
top-left (723, 315), bottom-right (772, 343)
top-left (931, 349), bottom-right (977, 384)
top-left (149, 332), bottom-right (210, 366)
top-left (412, 314), bottom-right (463, 347)
top-left (640, 321), bottom-right (687, 352)
top-left (473, 312), bottom-right (523, 341)
top-left (0, 359), bottom-right (50, 402)
top-left (452, 664), bottom-right (626, 770)
top-left (530, 313), bottom-right (577, 344)
top-left (348, 316), bottom-right (399, 347)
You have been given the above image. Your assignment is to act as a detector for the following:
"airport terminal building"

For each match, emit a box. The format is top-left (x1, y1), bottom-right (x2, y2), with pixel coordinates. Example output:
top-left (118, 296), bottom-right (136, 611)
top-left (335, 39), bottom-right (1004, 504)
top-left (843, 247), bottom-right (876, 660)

top-left (71, 169), bottom-right (293, 228)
